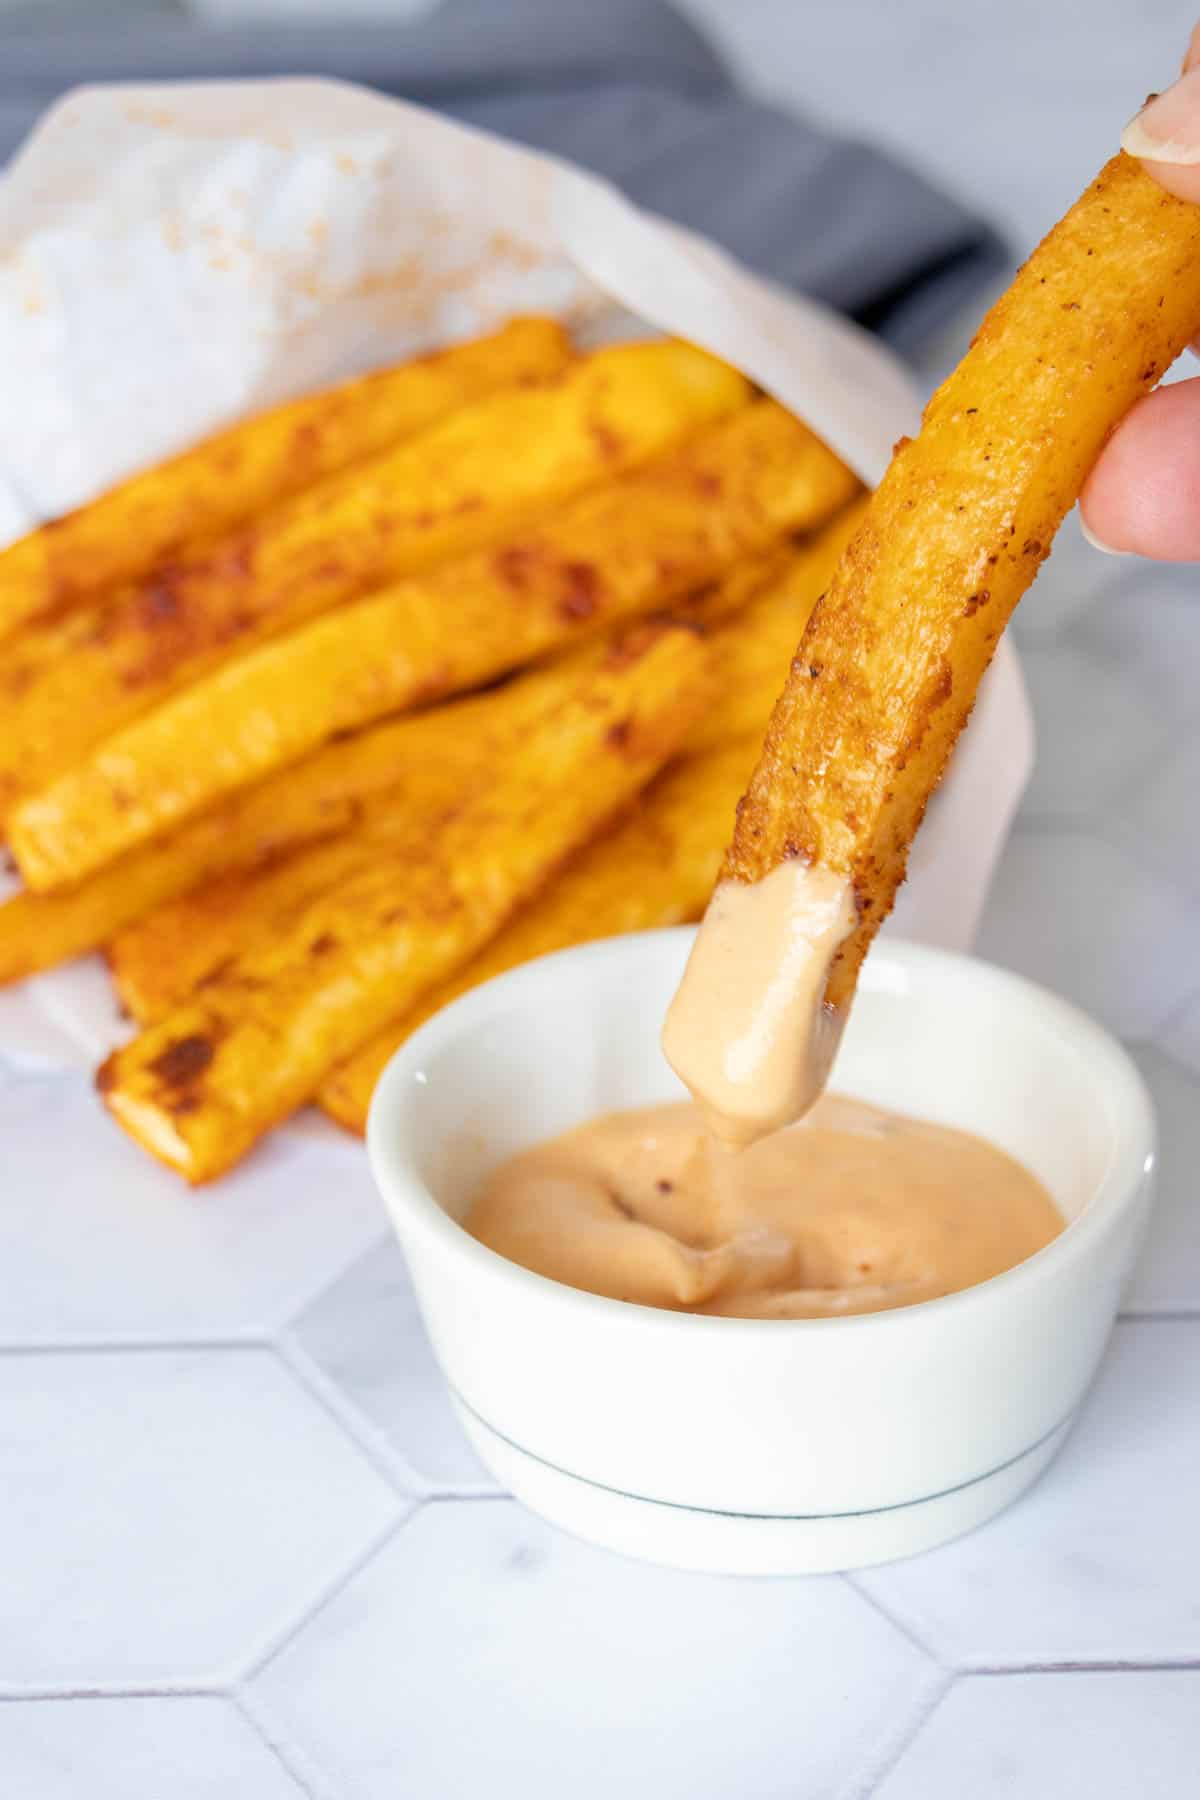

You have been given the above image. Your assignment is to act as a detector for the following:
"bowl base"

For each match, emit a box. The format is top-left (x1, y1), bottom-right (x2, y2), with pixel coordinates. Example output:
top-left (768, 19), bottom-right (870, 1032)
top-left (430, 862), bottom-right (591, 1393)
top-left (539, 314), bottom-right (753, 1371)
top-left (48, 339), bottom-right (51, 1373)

top-left (453, 1400), bottom-right (1074, 1576)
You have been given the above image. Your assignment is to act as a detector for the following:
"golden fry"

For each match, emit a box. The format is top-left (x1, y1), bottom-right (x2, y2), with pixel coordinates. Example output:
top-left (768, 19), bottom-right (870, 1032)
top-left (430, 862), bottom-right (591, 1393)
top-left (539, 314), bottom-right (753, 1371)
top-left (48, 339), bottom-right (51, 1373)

top-left (97, 622), bottom-right (710, 1181)
top-left (724, 153), bottom-right (1200, 1016)
top-left (14, 399), bottom-right (855, 891)
top-left (0, 688), bottom-right (567, 985)
top-left (0, 339), bottom-right (747, 814)
top-left (0, 318), bottom-right (570, 641)
top-left (686, 497), bottom-right (868, 752)
top-left (319, 733), bottom-right (761, 1134)
top-left (106, 643), bottom-right (669, 1023)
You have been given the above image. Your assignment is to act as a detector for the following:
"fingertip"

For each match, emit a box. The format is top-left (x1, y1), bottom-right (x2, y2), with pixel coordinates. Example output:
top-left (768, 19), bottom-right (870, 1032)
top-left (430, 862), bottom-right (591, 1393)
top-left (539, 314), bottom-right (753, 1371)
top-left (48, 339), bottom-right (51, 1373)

top-left (1082, 380), bottom-right (1200, 562)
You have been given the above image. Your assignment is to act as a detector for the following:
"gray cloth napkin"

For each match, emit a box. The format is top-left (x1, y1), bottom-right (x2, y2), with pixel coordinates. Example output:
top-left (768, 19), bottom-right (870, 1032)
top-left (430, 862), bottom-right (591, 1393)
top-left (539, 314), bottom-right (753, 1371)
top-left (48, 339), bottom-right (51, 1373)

top-left (0, 0), bottom-right (1005, 351)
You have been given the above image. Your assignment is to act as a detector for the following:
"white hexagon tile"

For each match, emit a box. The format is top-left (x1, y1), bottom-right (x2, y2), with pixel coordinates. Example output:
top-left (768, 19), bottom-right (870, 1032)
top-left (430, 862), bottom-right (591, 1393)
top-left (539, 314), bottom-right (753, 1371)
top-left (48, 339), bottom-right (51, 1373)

top-left (251, 1501), bottom-right (938, 1800)
top-left (871, 1672), bottom-right (1200, 1800)
top-left (0, 1346), bottom-right (406, 1691)
top-left (0, 1698), bottom-right (308, 1800)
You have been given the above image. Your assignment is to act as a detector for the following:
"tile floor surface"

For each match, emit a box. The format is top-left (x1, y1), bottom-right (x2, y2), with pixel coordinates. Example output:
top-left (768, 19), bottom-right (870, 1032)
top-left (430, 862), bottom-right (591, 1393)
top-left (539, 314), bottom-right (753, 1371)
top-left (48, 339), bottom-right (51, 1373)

top-left (4, 2), bottom-right (1200, 1795)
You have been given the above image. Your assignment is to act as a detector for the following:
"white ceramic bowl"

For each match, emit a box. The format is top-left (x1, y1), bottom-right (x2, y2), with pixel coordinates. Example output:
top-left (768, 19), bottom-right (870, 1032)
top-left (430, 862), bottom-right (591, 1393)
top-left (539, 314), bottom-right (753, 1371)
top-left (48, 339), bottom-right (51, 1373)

top-left (367, 932), bottom-right (1155, 1575)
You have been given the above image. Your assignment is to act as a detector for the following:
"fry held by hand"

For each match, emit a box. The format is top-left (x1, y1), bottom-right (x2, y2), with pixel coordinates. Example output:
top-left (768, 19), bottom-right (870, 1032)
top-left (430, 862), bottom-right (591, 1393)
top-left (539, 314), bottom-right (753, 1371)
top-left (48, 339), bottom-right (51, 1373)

top-left (13, 399), bottom-right (856, 890)
top-left (98, 622), bottom-right (710, 1181)
top-left (0, 318), bottom-right (570, 642)
top-left (667, 152), bottom-right (1200, 1145)
top-left (0, 339), bottom-right (746, 815)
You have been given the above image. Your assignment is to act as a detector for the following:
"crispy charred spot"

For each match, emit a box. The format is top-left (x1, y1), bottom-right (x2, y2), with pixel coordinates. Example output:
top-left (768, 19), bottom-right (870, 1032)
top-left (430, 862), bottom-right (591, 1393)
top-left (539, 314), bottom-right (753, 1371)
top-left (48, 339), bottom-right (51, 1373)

top-left (210, 539), bottom-right (254, 583)
top-left (695, 472), bottom-right (722, 499)
top-left (309, 932), bottom-right (338, 956)
top-left (589, 420), bottom-right (622, 461)
top-left (965, 407), bottom-right (978, 416)
top-left (1141, 364), bottom-right (1159, 383)
top-left (138, 573), bottom-right (182, 625)
top-left (95, 1057), bottom-right (117, 1095)
top-left (495, 544), bottom-right (537, 589)
top-left (808, 662), bottom-right (824, 679)
top-left (606, 718), bottom-right (633, 753)
top-left (656, 1178), bottom-right (674, 1194)
top-left (1061, 300), bottom-right (1081, 312)
top-left (1023, 539), bottom-right (1043, 557)
top-left (602, 624), bottom-right (657, 670)
top-left (291, 421), bottom-right (323, 461)
top-left (559, 560), bottom-right (599, 621)
top-left (962, 587), bottom-right (991, 618)
top-left (167, 1093), bottom-right (203, 1117)
top-left (196, 956), bottom-right (237, 992)
top-left (892, 435), bottom-right (912, 457)
top-left (147, 1033), bottom-right (215, 1088)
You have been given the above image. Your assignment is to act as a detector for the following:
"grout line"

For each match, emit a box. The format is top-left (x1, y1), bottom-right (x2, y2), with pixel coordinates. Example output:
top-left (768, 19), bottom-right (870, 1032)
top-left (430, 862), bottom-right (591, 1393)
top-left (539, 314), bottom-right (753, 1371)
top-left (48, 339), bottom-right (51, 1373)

top-left (233, 1506), bottom-right (414, 1687)
top-left (0, 1679), bottom-right (223, 1702)
top-left (0, 1334), bottom-right (268, 1356)
top-left (270, 1330), bottom-right (435, 1501)
top-left (843, 1574), bottom-right (945, 1667)
top-left (264, 1221), bottom-right (392, 1339)
top-left (1118, 1309), bottom-right (1200, 1324)
top-left (231, 1685), bottom-right (341, 1800)
top-left (844, 1668), bottom-right (955, 1800)
top-left (424, 1484), bottom-right (510, 1503)
top-left (963, 1658), bottom-right (1200, 1676)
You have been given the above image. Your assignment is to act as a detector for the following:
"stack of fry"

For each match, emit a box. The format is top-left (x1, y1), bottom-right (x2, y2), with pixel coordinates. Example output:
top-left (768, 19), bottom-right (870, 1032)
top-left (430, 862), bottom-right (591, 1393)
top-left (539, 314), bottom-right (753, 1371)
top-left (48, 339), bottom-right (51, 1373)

top-left (0, 315), bottom-right (862, 1180)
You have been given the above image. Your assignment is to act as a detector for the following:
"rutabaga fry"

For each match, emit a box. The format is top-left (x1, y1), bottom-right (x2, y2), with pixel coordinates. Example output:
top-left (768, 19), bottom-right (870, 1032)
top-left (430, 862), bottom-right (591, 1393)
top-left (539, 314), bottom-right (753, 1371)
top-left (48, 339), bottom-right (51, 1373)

top-left (686, 496), bottom-right (868, 752)
top-left (0, 339), bottom-right (747, 814)
top-left (13, 399), bottom-right (856, 890)
top-left (673, 153), bottom-right (1200, 1143)
top-left (0, 696), bottom-right (538, 983)
top-left (97, 621), bottom-right (710, 1181)
top-left (318, 733), bottom-right (762, 1135)
top-left (106, 639), bottom-right (681, 1023)
top-left (0, 317), bottom-right (571, 641)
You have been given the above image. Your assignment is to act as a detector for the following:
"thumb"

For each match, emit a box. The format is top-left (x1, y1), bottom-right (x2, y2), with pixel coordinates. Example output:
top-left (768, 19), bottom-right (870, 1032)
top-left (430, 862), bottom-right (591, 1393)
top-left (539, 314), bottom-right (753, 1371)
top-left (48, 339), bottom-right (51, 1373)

top-left (1122, 64), bottom-right (1200, 205)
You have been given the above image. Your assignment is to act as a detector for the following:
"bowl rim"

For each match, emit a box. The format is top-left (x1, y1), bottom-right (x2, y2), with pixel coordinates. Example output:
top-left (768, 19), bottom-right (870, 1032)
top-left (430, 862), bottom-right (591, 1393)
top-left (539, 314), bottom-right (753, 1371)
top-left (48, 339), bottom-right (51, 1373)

top-left (366, 930), bottom-right (1156, 1337)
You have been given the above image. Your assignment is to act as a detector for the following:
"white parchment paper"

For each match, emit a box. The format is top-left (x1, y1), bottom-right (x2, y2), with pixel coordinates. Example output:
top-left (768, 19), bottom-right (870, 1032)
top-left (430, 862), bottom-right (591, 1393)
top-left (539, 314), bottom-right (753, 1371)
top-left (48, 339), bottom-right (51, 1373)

top-left (0, 79), bottom-right (1032, 1073)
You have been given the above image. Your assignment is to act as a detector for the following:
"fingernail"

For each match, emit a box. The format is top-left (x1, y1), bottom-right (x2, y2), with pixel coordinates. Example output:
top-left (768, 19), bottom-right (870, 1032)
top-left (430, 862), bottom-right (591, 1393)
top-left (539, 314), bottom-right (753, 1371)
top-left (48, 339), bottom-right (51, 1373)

top-left (1078, 511), bottom-right (1129, 557)
top-left (1122, 67), bottom-right (1200, 163)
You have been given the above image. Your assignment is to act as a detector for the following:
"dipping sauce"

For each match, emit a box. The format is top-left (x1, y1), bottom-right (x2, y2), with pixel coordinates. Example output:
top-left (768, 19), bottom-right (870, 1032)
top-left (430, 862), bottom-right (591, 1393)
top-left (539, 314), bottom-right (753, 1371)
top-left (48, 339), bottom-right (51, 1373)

top-left (466, 1095), bottom-right (1063, 1318)
top-left (662, 860), bottom-right (857, 1148)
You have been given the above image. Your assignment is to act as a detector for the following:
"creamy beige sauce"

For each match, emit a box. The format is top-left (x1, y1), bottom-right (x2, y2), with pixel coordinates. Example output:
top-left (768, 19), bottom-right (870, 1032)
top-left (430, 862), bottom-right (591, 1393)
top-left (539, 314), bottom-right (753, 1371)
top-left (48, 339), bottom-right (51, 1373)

top-left (662, 861), bottom-right (857, 1148)
top-left (466, 1095), bottom-right (1063, 1318)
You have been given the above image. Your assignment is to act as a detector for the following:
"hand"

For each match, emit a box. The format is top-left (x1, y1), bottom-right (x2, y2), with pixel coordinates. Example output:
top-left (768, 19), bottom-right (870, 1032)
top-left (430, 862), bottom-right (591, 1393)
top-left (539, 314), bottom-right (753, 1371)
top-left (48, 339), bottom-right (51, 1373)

top-left (1081, 24), bottom-right (1200, 558)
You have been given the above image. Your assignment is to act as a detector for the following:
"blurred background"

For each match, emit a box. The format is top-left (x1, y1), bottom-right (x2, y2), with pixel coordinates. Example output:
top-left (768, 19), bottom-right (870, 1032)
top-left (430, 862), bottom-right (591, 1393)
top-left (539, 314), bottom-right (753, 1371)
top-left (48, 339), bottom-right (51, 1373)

top-left (3, 1), bottom-right (1199, 374)
top-left (2, 0), bottom-right (1196, 361)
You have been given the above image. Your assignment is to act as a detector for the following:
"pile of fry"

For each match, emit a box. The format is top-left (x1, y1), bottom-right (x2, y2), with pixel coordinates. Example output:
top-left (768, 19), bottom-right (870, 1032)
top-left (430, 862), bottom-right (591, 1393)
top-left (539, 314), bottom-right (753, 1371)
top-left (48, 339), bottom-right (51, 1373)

top-left (0, 316), bottom-right (862, 1180)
